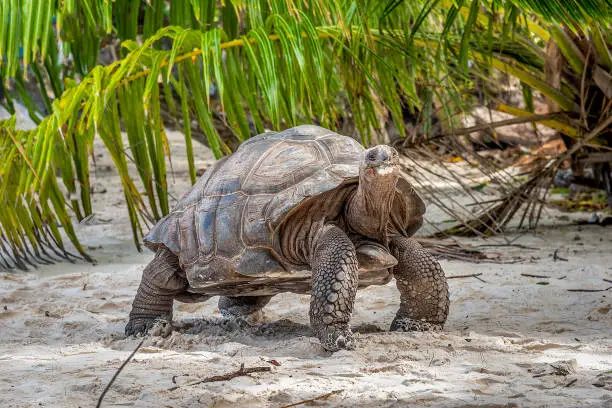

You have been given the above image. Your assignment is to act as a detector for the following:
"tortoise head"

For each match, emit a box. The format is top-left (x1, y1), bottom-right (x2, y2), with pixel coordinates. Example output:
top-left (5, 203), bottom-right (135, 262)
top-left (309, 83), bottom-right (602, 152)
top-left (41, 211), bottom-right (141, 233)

top-left (346, 145), bottom-right (401, 240)
top-left (360, 145), bottom-right (400, 180)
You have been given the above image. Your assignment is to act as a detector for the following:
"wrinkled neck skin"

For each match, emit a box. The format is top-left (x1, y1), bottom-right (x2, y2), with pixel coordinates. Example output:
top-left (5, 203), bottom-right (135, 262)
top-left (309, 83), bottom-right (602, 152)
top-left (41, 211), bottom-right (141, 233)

top-left (346, 167), bottom-right (399, 243)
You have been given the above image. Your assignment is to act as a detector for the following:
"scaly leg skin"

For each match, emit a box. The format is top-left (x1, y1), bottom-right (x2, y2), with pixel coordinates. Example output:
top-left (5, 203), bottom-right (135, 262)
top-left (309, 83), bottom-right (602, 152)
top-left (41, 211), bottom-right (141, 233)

top-left (309, 225), bottom-right (359, 351)
top-left (218, 295), bottom-right (273, 319)
top-left (125, 247), bottom-right (191, 336)
top-left (389, 237), bottom-right (449, 332)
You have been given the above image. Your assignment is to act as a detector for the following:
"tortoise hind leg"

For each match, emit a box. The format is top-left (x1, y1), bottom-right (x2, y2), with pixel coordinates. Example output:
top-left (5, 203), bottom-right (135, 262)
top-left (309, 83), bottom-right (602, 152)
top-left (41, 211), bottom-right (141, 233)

top-left (126, 247), bottom-right (205, 336)
top-left (218, 295), bottom-right (273, 319)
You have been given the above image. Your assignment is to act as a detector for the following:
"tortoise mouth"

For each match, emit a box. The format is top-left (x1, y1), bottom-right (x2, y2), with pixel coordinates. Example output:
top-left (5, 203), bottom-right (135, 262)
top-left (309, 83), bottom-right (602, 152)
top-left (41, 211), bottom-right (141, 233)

top-left (365, 161), bottom-right (393, 169)
top-left (363, 162), bottom-right (399, 176)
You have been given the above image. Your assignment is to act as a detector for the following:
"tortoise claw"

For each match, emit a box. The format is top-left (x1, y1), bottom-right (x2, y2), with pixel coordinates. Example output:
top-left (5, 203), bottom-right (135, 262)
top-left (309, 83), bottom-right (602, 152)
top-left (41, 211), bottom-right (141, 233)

top-left (125, 317), bottom-right (173, 337)
top-left (390, 316), bottom-right (442, 332)
top-left (317, 326), bottom-right (356, 352)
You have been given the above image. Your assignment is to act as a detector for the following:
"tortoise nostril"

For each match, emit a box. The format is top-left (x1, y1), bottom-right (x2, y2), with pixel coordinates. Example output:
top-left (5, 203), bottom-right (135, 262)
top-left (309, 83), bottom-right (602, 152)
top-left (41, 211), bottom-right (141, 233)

top-left (379, 149), bottom-right (389, 161)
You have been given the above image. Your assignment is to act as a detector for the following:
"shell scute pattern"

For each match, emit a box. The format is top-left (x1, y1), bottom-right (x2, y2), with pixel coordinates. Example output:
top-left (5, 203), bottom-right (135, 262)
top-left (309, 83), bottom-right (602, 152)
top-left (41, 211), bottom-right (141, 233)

top-left (244, 141), bottom-right (324, 194)
top-left (144, 126), bottom-right (364, 286)
top-left (242, 195), bottom-right (272, 247)
top-left (214, 194), bottom-right (248, 259)
top-left (196, 197), bottom-right (217, 259)
top-left (178, 205), bottom-right (199, 265)
top-left (317, 133), bottom-right (365, 165)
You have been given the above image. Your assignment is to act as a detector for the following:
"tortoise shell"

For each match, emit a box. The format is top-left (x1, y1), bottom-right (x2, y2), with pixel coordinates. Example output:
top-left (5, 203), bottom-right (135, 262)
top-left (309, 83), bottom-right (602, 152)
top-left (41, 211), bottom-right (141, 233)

top-left (144, 125), bottom-right (425, 290)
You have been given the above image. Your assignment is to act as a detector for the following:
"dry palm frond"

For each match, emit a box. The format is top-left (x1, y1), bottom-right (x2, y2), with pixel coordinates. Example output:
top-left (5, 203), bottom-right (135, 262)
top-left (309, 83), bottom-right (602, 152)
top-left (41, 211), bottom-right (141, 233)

top-left (444, 114), bottom-right (612, 236)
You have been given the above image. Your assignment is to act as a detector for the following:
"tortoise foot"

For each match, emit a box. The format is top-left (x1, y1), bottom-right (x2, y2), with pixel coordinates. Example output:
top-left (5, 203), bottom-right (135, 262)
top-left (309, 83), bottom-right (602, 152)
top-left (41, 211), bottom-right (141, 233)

top-left (221, 316), bottom-right (255, 331)
top-left (218, 296), bottom-right (272, 321)
top-left (125, 317), bottom-right (173, 337)
top-left (390, 316), bottom-right (443, 332)
top-left (316, 325), bottom-right (356, 352)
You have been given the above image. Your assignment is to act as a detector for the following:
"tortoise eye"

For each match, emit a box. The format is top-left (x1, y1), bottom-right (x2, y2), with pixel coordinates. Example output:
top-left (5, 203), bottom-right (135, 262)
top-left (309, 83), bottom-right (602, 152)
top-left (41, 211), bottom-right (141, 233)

top-left (367, 151), bottom-right (377, 161)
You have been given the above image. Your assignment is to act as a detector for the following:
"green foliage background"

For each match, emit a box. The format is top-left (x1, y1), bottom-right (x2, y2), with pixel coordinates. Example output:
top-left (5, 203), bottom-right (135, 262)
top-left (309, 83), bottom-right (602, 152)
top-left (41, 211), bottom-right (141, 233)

top-left (0, 0), bottom-right (611, 269)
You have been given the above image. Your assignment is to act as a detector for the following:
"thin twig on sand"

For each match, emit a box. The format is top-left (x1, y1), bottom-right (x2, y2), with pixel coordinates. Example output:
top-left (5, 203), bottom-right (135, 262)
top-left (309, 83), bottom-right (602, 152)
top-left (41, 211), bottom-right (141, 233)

top-left (96, 339), bottom-right (144, 408)
top-left (565, 378), bottom-right (578, 387)
top-left (447, 273), bottom-right (482, 279)
top-left (168, 363), bottom-right (271, 391)
top-left (475, 243), bottom-right (540, 250)
top-left (447, 273), bottom-right (486, 282)
top-left (553, 249), bottom-right (568, 262)
top-left (521, 273), bottom-right (551, 278)
top-left (532, 372), bottom-right (549, 378)
top-left (280, 389), bottom-right (344, 408)
top-left (567, 286), bottom-right (612, 293)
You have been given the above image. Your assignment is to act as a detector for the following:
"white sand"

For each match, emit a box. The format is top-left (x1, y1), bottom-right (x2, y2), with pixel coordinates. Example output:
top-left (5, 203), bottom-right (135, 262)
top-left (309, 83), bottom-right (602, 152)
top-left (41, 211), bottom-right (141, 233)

top-left (1, 130), bottom-right (611, 407)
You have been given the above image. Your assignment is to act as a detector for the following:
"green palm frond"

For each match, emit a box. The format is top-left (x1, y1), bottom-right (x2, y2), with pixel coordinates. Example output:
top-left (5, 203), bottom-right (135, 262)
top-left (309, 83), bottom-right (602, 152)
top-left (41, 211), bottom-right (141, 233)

top-left (1, 3), bottom-right (448, 268)
top-left (1, 1), bottom-right (611, 268)
top-left (510, 0), bottom-right (612, 28)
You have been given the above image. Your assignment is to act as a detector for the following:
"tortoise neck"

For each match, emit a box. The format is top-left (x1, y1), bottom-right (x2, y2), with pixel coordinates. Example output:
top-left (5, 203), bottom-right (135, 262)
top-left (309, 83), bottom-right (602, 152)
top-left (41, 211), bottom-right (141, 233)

top-left (346, 172), bottom-right (398, 240)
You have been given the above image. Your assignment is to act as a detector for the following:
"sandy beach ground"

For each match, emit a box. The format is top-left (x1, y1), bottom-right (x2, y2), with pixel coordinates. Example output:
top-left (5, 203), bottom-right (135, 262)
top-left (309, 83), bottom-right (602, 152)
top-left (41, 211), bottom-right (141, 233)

top-left (0, 129), bottom-right (611, 407)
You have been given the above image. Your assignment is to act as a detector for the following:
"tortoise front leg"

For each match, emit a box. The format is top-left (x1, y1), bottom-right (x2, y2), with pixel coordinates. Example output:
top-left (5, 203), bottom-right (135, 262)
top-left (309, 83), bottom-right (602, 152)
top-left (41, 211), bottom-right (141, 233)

top-left (389, 237), bottom-right (449, 331)
top-left (309, 225), bottom-right (359, 351)
top-left (126, 247), bottom-right (197, 336)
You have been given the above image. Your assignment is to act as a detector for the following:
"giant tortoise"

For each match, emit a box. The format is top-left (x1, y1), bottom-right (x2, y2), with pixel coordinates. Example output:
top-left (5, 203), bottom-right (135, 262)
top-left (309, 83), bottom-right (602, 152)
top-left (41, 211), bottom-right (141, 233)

top-left (126, 125), bottom-right (449, 351)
